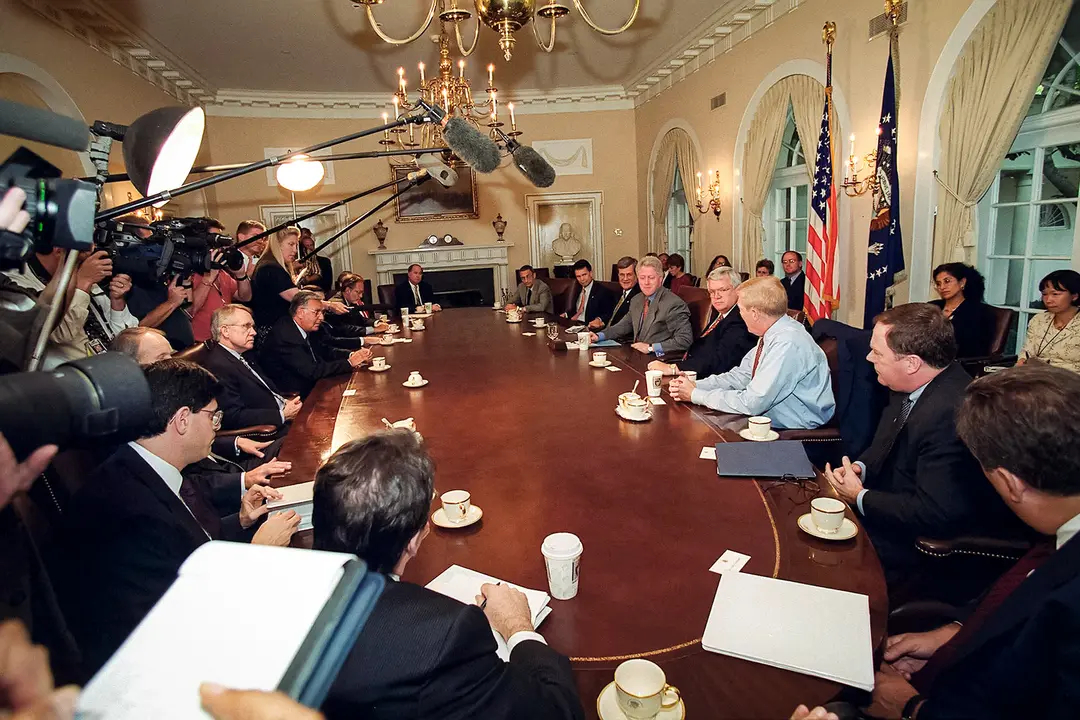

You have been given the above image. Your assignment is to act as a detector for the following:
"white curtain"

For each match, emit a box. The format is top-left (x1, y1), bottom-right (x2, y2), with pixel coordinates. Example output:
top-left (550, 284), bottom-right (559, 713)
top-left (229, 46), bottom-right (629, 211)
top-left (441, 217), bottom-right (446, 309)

top-left (650, 128), bottom-right (697, 255)
top-left (786, 74), bottom-right (828, 185)
top-left (932, 0), bottom-right (1071, 269)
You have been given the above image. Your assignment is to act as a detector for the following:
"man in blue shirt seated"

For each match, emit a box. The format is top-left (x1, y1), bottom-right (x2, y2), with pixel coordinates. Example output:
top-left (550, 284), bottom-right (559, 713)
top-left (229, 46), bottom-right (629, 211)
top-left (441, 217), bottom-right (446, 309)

top-left (668, 276), bottom-right (834, 429)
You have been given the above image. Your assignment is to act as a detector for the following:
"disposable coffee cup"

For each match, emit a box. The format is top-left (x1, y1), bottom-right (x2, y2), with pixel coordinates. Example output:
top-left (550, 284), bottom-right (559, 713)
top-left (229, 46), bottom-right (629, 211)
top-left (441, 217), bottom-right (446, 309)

top-left (424, 302), bottom-right (433, 313)
top-left (577, 331), bottom-right (591, 349)
top-left (441, 490), bottom-right (471, 523)
top-left (810, 497), bottom-right (846, 534)
top-left (747, 416), bottom-right (772, 439)
top-left (400, 307), bottom-right (410, 320)
top-left (645, 370), bottom-right (663, 397)
top-left (542, 532), bottom-right (583, 600)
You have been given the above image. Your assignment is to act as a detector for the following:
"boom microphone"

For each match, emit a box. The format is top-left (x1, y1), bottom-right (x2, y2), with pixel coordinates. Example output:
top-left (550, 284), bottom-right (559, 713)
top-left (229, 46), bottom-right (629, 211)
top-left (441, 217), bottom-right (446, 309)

top-left (442, 117), bottom-right (502, 174)
top-left (510, 143), bottom-right (556, 188)
top-left (0, 99), bottom-right (90, 152)
top-left (416, 154), bottom-right (459, 188)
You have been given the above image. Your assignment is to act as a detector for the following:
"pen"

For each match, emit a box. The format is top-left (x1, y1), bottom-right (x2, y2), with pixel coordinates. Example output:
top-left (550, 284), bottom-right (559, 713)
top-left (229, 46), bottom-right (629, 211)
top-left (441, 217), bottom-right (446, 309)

top-left (479, 581), bottom-right (501, 609)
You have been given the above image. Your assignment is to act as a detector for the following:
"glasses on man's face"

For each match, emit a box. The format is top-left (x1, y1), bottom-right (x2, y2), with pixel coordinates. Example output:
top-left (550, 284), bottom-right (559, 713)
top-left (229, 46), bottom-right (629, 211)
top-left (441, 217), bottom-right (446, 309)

top-left (302, 307), bottom-right (326, 317)
top-left (708, 289), bottom-right (731, 298)
top-left (197, 408), bottom-right (224, 430)
top-left (224, 322), bottom-right (255, 331)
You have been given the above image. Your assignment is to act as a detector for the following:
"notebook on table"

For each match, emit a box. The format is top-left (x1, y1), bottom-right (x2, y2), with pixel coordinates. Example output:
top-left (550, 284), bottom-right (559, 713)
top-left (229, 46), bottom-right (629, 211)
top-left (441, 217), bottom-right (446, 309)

top-left (714, 440), bottom-right (816, 479)
top-left (266, 481), bottom-right (314, 531)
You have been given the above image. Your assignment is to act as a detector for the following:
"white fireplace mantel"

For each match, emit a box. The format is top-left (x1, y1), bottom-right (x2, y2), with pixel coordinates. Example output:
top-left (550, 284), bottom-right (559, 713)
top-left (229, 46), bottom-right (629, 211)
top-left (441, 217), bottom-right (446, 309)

top-left (369, 243), bottom-right (515, 297)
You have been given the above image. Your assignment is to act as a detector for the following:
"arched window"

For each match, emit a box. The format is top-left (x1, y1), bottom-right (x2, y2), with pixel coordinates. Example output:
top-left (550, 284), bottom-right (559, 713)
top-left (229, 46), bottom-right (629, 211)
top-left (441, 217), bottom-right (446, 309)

top-left (977, 5), bottom-right (1080, 352)
top-left (665, 167), bottom-right (694, 270)
top-left (763, 107), bottom-right (809, 270)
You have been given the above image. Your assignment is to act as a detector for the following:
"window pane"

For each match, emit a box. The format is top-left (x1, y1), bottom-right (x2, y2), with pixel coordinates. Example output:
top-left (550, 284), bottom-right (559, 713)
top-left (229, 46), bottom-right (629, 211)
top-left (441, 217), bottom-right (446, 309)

top-left (1041, 144), bottom-right (1080, 200)
top-left (1033, 201), bottom-right (1076, 256)
top-left (1032, 39), bottom-right (1080, 116)
top-left (992, 204), bottom-right (1031, 255)
top-left (795, 185), bottom-right (809, 218)
top-left (982, 258), bottom-right (1025, 307)
top-left (794, 221), bottom-right (808, 254)
top-left (1029, 258), bottom-right (1075, 309)
top-left (997, 152), bottom-right (1035, 204)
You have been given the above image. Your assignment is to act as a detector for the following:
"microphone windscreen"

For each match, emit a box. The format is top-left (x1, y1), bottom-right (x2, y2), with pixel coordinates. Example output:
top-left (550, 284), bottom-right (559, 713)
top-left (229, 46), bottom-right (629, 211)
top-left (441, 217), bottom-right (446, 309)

top-left (0, 99), bottom-right (89, 152)
top-left (512, 145), bottom-right (556, 188)
top-left (443, 117), bottom-right (501, 173)
top-left (416, 154), bottom-right (460, 188)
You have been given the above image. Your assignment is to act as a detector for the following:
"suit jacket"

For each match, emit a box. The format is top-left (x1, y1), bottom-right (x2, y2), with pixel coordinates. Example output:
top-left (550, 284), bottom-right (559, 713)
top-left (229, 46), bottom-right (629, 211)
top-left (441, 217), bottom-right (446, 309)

top-left (324, 580), bottom-right (584, 720)
top-left (513, 279), bottom-right (553, 314)
top-left (57, 444), bottom-right (249, 673)
top-left (200, 342), bottom-right (285, 431)
top-left (602, 286), bottom-right (693, 355)
top-left (929, 299), bottom-right (997, 358)
top-left (781, 273), bottom-right (805, 311)
top-left (181, 435), bottom-right (285, 526)
top-left (565, 282), bottom-right (614, 324)
top-left (920, 534), bottom-right (1080, 720)
top-left (259, 316), bottom-right (356, 399)
top-left (395, 280), bottom-right (435, 312)
top-left (603, 284), bottom-right (640, 329)
top-left (676, 305), bottom-right (757, 378)
top-left (858, 363), bottom-right (1016, 572)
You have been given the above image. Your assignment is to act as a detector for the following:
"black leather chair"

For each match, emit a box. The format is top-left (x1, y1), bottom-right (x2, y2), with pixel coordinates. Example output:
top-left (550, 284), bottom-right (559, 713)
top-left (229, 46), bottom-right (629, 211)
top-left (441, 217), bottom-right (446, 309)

top-left (545, 277), bottom-right (575, 316)
top-left (674, 286), bottom-right (711, 339)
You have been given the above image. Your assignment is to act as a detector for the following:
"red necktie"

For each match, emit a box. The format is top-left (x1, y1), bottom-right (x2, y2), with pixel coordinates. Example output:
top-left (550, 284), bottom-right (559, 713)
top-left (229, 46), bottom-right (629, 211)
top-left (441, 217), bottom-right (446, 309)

top-left (912, 540), bottom-right (1055, 692)
top-left (573, 289), bottom-right (586, 321)
top-left (702, 312), bottom-right (723, 337)
top-left (751, 338), bottom-right (764, 377)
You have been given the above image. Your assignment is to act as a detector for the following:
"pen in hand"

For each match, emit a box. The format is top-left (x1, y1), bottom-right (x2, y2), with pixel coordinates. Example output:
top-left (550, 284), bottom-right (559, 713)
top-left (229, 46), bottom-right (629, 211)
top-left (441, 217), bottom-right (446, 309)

top-left (479, 581), bottom-right (502, 610)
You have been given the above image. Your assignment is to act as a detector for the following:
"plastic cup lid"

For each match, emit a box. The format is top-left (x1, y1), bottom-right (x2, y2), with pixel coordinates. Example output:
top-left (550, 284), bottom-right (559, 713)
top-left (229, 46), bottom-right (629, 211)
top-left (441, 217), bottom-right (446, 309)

top-left (542, 532), bottom-right (582, 559)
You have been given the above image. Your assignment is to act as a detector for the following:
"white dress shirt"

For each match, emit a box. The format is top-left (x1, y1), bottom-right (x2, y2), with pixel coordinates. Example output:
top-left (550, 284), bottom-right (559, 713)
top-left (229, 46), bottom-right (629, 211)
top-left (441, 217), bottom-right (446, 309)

top-left (410, 282), bottom-right (423, 306)
top-left (572, 282), bottom-right (593, 321)
top-left (689, 314), bottom-right (835, 429)
top-left (128, 442), bottom-right (210, 539)
top-left (854, 380), bottom-right (931, 515)
top-left (1058, 511), bottom-right (1080, 550)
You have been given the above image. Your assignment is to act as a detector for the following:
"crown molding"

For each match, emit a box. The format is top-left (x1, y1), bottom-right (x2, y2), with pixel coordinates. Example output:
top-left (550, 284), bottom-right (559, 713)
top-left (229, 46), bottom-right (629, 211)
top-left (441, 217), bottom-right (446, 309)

top-left (206, 85), bottom-right (633, 119)
top-left (19, 0), bottom-right (216, 106)
top-left (628, 0), bottom-right (803, 106)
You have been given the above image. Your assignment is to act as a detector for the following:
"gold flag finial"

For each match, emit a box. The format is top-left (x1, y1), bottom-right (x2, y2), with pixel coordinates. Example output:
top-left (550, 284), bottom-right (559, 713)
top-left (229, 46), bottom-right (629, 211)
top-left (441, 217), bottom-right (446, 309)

top-left (822, 21), bottom-right (836, 46)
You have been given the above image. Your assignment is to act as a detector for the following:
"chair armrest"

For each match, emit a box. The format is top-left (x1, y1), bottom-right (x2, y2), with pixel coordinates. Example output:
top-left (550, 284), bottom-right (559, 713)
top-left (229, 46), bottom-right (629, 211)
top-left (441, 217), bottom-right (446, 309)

top-left (916, 535), bottom-right (1032, 561)
top-left (959, 354), bottom-right (1018, 378)
top-left (217, 425), bottom-right (279, 440)
top-left (778, 427), bottom-right (842, 442)
top-left (890, 600), bottom-right (965, 631)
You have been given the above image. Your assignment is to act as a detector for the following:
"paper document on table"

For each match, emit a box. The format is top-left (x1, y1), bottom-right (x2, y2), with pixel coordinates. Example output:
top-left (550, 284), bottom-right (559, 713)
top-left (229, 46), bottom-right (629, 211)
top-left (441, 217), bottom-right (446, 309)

top-left (565, 324), bottom-right (587, 333)
top-left (426, 565), bottom-right (552, 662)
top-left (702, 572), bottom-right (874, 691)
top-left (699, 446), bottom-right (717, 460)
top-left (78, 542), bottom-right (358, 719)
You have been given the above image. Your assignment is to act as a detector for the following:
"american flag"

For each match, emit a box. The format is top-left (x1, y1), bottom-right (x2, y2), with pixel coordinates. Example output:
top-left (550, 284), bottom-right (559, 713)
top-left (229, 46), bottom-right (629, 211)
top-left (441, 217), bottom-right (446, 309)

top-left (805, 94), bottom-right (840, 321)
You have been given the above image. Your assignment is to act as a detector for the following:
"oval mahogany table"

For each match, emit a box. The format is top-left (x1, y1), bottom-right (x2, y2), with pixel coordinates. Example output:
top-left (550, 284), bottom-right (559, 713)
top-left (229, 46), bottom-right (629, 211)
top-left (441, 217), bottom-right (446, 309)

top-left (276, 307), bottom-right (887, 719)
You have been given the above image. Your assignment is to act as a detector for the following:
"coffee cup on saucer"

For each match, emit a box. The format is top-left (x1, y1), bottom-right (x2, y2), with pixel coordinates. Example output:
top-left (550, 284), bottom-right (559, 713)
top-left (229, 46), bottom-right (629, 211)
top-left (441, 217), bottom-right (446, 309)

top-left (407, 371), bottom-right (424, 386)
top-left (810, 497), bottom-right (846, 535)
top-left (533, 317), bottom-right (546, 327)
top-left (577, 331), bottom-right (591, 349)
top-left (440, 490), bottom-right (471, 523)
top-left (410, 320), bottom-right (425, 331)
top-left (372, 356), bottom-right (387, 370)
top-left (747, 416), bottom-right (772, 440)
top-left (391, 417), bottom-right (416, 432)
top-left (541, 532), bottom-right (583, 600)
top-left (623, 397), bottom-right (651, 421)
top-left (592, 351), bottom-right (608, 365)
top-left (613, 659), bottom-right (681, 720)
top-left (618, 391), bottom-right (641, 411)
top-left (644, 370), bottom-right (663, 397)
top-left (377, 313), bottom-right (389, 323)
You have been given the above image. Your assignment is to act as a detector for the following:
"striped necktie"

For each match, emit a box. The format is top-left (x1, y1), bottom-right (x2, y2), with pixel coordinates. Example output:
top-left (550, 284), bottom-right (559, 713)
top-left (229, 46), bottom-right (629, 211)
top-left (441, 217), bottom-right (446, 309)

top-left (751, 338), bottom-right (765, 377)
top-left (702, 311), bottom-right (723, 337)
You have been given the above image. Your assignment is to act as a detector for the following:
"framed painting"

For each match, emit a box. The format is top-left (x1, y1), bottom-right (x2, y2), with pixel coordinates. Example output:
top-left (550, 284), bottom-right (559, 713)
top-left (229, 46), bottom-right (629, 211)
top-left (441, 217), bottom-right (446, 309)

top-left (393, 160), bottom-right (478, 222)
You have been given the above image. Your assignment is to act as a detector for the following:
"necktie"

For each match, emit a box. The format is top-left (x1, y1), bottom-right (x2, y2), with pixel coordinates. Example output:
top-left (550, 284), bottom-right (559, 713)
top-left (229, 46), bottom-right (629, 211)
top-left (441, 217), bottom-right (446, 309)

top-left (751, 338), bottom-right (765, 377)
top-left (871, 396), bottom-right (916, 471)
top-left (573, 288), bottom-right (586, 320)
top-left (912, 541), bottom-right (1055, 692)
top-left (239, 355), bottom-right (286, 412)
top-left (611, 291), bottom-right (627, 322)
top-left (526, 287), bottom-right (532, 306)
top-left (702, 311), bottom-right (723, 338)
top-left (636, 296), bottom-right (651, 342)
top-left (412, 284), bottom-right (422, 306)
top-left (305, 337), bottom-right (318, 362)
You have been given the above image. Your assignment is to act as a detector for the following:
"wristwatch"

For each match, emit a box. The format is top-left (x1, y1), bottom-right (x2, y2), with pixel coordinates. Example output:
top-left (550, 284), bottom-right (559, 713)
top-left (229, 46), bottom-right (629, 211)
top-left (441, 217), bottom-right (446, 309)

top-left (902, 694), bottom-right (924, 720)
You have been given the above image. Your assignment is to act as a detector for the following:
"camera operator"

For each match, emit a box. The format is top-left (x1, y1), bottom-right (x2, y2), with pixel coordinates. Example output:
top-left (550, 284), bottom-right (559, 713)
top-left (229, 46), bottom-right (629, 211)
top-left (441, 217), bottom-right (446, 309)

top-left (118, 215), bottom-right (195, 351)
top-left (1, 219), bottom-right (138, 371)
top-left (235, 220), bottom-right (268, 278)
top-left (190, 219), bottom-right (252, 343)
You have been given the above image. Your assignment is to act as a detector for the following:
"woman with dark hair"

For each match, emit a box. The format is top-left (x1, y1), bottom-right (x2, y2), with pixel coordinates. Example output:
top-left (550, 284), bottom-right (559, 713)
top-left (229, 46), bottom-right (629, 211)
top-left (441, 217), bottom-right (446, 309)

top-left (666, 253), bottom-right (694, 293)
top-left (929, 262), bottom-right (996, 358)
top-left (755, 258), bottom-right (775, 277)
top-left (1018, 269), bottom-right (1080, 374)
top-left (705, 255), bottom-right (731, 275)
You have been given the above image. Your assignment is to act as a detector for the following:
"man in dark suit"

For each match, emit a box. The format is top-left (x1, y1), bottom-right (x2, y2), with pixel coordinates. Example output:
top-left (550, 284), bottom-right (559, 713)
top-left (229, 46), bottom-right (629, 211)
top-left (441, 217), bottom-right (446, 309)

top-left (260, 291), bottom-right (372, 398)
top-left (561, 259), bottom-right (614, 326)
top-left (394, 264), bottom-right (441, 313)
top-left (824, 303), bottom-right (1015, 579)
top-left (57, 360), bottom-right (293, 673)
top-left (591, 256), bottom-right (693, 357)
top-left (780, 250), bottom-right (806, 312)
top-left (201, 304), bottom-right (302, 432)
top-left (798, 364), bottom-right (1080, 720)
top-left (591, 256), bottom-right (640, 330)
top-left (648, 266), bottom-right (756, 379)
top-left (316, 431), bottom-right (584, 720)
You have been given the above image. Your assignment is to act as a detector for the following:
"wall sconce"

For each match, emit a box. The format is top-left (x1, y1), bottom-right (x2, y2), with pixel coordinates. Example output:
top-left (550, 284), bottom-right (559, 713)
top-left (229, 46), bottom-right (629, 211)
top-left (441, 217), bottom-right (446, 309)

top-left (842, 131), bottom-right (880, 197)
top-left (695, 169), bottom-right (722, 220)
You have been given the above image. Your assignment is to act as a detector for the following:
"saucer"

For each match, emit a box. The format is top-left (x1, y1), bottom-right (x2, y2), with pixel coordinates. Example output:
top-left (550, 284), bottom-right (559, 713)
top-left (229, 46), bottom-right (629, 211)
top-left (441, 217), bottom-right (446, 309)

top-left (506, 318), bottom-right (523, 324)
top-left (402, 379), bottom-right (429, 388)
top-left (597, 682), bottom-right (685, 720)
top-left (615, 406), bottom-right (651, 423)
top-left (432, 505), bottom-right (483, 529)
top-left (738, 428), bottom-right (780, 442)
top-left (798, 513), bottom-right (859, 541)
top-left (589, 360), bottom-right (612, 368)
top-left (368, 364), bottom-right (391, 372)
top-left (409, 326), bottom-right (426, 332)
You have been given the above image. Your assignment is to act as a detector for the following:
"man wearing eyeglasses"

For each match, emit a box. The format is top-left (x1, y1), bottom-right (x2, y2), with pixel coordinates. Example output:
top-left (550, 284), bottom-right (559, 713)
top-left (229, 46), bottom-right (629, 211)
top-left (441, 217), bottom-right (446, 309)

top-left (261, 291), bottom-right (374, 399)
top-left (57, 359), bottom-right (299, 674)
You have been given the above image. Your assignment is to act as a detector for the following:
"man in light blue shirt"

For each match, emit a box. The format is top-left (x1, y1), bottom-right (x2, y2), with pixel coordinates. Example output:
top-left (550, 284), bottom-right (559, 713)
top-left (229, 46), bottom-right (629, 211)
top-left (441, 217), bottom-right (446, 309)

top-left (669, 276), bottom-right (834, 429)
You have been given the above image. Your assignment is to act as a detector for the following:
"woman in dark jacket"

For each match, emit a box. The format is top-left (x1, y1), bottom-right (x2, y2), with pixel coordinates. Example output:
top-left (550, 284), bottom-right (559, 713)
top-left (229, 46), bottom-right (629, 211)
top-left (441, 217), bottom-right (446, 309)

top-left (929, 262), bottom-right (996, 358)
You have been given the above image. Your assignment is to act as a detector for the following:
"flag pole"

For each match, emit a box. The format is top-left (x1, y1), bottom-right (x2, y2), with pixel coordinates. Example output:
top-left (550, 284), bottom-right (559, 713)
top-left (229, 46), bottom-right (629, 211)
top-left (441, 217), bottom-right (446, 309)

top-left (822, 22), bottom-right (839, 312)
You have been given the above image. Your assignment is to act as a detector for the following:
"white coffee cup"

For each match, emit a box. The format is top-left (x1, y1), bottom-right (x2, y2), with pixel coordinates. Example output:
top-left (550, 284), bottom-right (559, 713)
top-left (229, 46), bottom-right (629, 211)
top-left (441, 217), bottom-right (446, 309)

top-left (377, 313), bottom-right (389, 323)
top-left (424, 301), bottom-right (433, 313)
top-left (592, 351), bottom-right (608, 365)
top-left (411, 320), bottom-right (424, 330)
top-left (541, 532), bottom-right (583, 600)
top-left (372, 356), bottom-right (387, 370)
top-left (400, 307), bottom-right (410, 320)
top-left (645, 370), bottom-right (663, 397)
top-left (810, 497), bottom-right (847, 534)
top-left (613, 659), bottom-right (681, 720)
top-left (618, 391), bottom-right (641, 411)
top-left (681, 370), bottom-right (697, 384)
top-left (624, 397), bottom-right (650, 420)
top-left (747, 416), bottom-right (772, 439)
top-left (391, 417), bottom-right (416, 432)
top-left (577, 331), bottom-right (591, 349)
top-left (407, 371), bottom-right (423, 386)
top-left (440, 490), bottom-right (471, 523)
top-left (533, 317), bottom-right (546, 327)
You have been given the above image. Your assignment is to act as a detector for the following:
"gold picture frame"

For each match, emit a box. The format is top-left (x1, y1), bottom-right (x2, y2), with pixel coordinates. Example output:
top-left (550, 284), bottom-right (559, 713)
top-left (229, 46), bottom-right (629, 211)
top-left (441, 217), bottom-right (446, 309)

top-left (392, 160), bottom-right (479, 223)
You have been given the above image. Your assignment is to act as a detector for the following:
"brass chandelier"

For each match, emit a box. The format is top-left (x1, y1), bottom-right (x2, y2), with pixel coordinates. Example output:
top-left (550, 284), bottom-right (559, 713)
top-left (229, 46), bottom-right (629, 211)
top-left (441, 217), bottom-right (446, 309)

top-left (357, 0), bottom-right (640, 61)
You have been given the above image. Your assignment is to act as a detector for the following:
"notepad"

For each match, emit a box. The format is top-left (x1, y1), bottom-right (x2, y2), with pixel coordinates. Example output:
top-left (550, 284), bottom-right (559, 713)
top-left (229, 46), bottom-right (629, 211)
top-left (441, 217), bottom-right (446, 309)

top-left (426, 565), bottom-right (552, 661)
top-left (267, 481), bottom-right (314, 531)
top-left (78, 542), bottom-right (382, 719)
top-left (701, 572), bottom-right (874, 691)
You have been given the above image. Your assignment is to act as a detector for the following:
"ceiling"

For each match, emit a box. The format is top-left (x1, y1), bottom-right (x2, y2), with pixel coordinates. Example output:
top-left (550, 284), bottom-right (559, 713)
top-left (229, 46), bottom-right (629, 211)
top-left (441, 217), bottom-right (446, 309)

top-left (81, 0), bottom-right (770, 96)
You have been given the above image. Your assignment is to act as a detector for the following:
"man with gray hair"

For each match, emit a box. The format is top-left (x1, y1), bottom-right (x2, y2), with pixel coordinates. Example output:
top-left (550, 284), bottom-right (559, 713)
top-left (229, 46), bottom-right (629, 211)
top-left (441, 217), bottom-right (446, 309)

top-left (109, 326), bottom-right (174, 365)
top-left (590, 255), bottom-right (693, 356)
top-left (590, 256), bottom-right (640, 330)
top-left (201, 304), bottom-right (302, 432)
top-left (648, 266), bottom-right (757, 378)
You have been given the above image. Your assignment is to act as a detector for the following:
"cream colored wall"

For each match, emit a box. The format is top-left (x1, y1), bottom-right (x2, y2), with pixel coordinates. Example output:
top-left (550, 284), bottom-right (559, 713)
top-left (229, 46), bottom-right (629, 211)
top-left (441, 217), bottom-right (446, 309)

top-left (204, 109), bottom-right (638, 283)
top-left (634, 0), bottom-right (978, 325)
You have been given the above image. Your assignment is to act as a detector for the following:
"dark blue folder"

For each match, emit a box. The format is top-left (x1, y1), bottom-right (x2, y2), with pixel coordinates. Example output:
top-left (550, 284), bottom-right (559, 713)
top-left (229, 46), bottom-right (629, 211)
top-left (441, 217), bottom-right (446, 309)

top-left (714, 440), bottom-right (816, 479)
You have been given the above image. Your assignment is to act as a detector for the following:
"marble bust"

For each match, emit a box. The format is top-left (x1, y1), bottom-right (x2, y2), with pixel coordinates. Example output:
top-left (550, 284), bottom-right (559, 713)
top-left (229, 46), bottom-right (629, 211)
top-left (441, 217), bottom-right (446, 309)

top-left (551, 222), bottom-right (582, 265)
